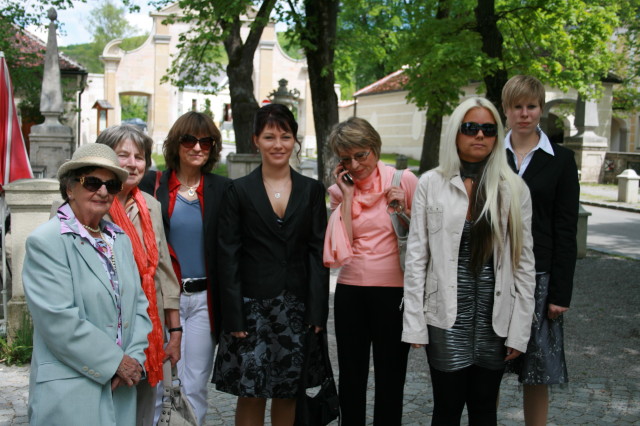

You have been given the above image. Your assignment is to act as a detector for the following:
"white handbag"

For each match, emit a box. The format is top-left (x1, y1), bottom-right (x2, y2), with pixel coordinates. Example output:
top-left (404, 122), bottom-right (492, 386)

top-left (157, 360), bottom-right (198, 426)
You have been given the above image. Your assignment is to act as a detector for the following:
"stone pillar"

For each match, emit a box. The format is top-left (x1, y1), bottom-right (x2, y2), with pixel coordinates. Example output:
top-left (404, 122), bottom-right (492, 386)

top-left (577, 204), bottom-right (592, 259)
top-left (5, 179), bottom-right (60, 342)
top-left (101, 40), bottom-right (122, 128)
top-left (29, 9), bottom-right (74, 178)
top-left (152, 31), bottom-right (172, 142)
top-left (257, 40), bottom-right (275, 102)
top-left (616, 169), bottom-right (640, 203)
top-left (226, 153), bottom-right (263, 179)
top-left (564, 96), bottom-right (608, 183)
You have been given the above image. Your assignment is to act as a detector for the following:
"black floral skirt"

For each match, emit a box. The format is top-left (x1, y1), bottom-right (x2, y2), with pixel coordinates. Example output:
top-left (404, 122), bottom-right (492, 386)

top-left (506, 273), bottom-right (568, 385)
top-left (213, 290), bottom-right (311, 398)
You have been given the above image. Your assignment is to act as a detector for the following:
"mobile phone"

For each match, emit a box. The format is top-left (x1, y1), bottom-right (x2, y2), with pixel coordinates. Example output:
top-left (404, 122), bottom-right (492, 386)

top-left (341, 169), bottom-right (354, 185)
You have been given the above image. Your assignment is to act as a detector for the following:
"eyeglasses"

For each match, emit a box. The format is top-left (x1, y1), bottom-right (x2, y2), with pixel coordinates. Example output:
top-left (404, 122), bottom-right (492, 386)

top-left (75, 176), bottom-right (122, 195)
top-left (460, 122), bottom-right (498, 137)
top-left (180, 134), bottom-right (215, 151)
top-left (339, 151), bottom-right (371, 165)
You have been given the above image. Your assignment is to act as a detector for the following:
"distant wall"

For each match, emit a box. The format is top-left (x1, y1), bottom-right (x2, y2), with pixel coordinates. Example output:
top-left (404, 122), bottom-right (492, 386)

top-left (602, 152), bottom-right (640, 183)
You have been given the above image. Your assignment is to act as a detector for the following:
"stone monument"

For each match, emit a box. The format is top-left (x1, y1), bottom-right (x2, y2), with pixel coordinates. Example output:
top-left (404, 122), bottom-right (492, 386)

top-left (564, 96), bottom-right (608, 183)
top-left (28, 8), bottom-right (74, 179)
top-left (4, 179), bottom-right (60, 342)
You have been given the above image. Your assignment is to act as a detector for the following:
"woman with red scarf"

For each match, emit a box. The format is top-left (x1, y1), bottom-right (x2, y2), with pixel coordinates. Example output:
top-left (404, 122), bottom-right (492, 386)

top-left (96, 125), bottom-right (181, 425)
top-left (140, 112), bottom-right (230, 425)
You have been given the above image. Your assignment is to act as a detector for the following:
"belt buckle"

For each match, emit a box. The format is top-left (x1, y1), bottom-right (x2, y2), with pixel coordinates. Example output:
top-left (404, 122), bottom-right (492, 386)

top-left (182, 278), bottom-right (193, 296)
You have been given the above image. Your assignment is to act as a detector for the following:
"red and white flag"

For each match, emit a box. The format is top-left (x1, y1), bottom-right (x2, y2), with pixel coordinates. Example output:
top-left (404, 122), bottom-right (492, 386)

top-left (0, 51), bottom-right (34, 189)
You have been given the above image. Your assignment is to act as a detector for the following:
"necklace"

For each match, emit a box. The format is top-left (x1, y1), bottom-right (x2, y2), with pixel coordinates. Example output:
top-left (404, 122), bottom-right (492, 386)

top-left (82, 223), bottom-right (100, 233)
top-left (100, 231), bottom-right (117, 272)
top-left (178, 179), bottom-right (199, 197)
top-left (263, 179), bottom-right (288, 199)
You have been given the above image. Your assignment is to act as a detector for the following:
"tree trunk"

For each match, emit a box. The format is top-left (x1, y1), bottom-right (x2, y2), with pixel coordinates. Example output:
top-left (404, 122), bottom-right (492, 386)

top-left (475, 0), bottom-right (508, 116)
top-left (225, 56), bottom-right (259, 153)
top-left (222, 0), bottom-right (276, 153)
top-left (419, 112), bottom-right (443, 173)
top-left (301, 0), bottom-right (339, 187)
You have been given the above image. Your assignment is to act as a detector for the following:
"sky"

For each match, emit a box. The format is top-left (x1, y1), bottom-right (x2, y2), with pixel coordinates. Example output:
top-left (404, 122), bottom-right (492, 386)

top-left (25, 0), bottom-right (154, 47)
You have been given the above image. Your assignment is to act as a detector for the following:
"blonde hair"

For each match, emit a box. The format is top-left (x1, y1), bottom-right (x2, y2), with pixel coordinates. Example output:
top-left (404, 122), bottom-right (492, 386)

top-left (501, 75), bottom-right (546, 112)
top-left (438, 97), bottom-right (526, 267)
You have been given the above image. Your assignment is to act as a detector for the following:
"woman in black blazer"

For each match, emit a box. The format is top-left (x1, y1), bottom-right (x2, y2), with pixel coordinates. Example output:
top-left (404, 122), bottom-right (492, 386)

top-left (502, 75), bottom-right (580, 425)
top-left (213, 104), bottom-right (329, 426)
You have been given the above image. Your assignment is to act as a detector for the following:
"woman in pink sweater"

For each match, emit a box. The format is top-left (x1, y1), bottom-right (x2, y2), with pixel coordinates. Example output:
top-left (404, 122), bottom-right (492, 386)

top-left (324, 117), bottom-right (418, 425)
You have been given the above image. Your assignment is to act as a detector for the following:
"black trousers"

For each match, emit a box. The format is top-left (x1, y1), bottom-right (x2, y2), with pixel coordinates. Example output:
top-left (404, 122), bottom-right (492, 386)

top-left (334, 284), bottom-right (410, 426)
top-left (429, 364), bottom-right (505, 426)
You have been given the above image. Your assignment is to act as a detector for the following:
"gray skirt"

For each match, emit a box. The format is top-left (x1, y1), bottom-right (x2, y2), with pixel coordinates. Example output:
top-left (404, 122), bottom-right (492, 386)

top-left (506, 273), bottom-right (568, 385)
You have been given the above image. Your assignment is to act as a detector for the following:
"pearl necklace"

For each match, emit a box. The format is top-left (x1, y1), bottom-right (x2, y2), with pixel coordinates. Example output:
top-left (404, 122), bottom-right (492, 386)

top-left (82, 223), bottom-right (100, 233)
top-left (100, 231), bottom-right (117, 272)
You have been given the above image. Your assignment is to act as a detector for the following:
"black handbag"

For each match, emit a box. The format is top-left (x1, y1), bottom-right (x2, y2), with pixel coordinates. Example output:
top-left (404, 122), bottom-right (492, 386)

top-left (294, 329), bottom-right (340, 426)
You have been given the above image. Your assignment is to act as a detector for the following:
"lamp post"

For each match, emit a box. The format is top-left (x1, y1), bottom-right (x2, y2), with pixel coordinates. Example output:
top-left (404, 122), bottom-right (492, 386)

top-left (268, 79), bottom-right (300, 109)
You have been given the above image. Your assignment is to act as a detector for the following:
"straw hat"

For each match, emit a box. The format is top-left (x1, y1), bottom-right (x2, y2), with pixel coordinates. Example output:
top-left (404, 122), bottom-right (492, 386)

top-left (57, 143), bottom-right (129, 182)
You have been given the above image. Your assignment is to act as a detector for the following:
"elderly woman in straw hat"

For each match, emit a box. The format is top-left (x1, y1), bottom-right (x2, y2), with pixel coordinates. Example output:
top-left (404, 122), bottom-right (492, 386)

top-left (23, 143), bottom-right (152, 426)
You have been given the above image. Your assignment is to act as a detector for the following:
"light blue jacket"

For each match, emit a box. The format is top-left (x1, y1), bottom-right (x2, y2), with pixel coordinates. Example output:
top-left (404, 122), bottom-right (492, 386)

top-left (23, 215), bottom-right (152, 426)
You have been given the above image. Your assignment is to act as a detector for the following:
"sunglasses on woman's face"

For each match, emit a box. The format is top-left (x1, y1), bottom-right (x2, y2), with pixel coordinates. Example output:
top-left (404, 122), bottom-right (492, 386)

top-left (460, 122), bottom-right (498, 137)
top-left (75, 176), bottom-right (122, 195)
top-left (180, 134), bottom-right (214, 151)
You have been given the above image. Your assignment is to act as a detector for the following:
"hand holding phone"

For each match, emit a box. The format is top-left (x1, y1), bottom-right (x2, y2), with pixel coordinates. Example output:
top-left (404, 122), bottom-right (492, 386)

top-left (341, 169), bottom-right (354, 185)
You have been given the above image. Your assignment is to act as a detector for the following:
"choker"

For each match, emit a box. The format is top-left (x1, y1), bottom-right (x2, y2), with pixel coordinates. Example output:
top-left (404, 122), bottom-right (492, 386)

top-left (460, 158), bottom-right (488, 183)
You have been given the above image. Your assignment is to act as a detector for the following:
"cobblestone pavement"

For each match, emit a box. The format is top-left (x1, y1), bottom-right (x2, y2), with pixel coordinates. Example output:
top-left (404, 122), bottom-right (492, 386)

top-left (1, 241), bottom-right (639, 425)
top-left (1, 363), bottom-right (639, 425)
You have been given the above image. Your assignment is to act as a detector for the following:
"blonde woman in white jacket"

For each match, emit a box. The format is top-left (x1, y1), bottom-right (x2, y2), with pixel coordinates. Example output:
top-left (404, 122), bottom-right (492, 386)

top-left (402, 97), bottom-right (536, 425)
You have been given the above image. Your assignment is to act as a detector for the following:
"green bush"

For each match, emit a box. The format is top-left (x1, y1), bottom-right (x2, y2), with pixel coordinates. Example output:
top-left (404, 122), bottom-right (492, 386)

top-left (0, 312), bottom-right (33, 366)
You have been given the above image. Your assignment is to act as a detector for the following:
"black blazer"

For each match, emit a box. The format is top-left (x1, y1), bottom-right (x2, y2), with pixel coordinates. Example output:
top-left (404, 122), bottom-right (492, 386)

top-left (507, 143), bottom-right (580, 307)
top-left (218, 166), bottom-right (329, 332)
top-left (140, 169), bottom-right (231, 336)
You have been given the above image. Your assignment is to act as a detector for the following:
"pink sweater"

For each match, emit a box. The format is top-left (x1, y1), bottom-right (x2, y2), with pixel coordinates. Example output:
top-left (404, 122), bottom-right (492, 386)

top-left (324, 162), bottom-right (418, 287)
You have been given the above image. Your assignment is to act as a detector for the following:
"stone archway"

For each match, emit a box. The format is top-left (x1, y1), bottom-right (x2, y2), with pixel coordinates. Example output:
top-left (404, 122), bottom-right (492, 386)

top-left (543, 98), bottom-right (576, 144)
top-left (610, 116), bottom-right (628, 152)
top-left (119, 91), bottom-right (151, 130)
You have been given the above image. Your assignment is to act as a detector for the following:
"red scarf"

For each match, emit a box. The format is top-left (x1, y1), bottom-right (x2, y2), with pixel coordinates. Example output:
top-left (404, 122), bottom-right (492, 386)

top-left (109, 187), bottom-right (165, 386)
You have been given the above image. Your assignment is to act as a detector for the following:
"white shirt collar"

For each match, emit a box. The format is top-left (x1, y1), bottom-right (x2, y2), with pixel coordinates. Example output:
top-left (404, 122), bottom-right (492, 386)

top-left (505, 129), bottom-right (555, 157)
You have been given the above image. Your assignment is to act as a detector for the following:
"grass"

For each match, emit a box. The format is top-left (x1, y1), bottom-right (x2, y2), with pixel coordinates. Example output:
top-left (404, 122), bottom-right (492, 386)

top-left (0, 312), bottom-right (33, 366)
top-left (379, 153), bottom-right (420, 168)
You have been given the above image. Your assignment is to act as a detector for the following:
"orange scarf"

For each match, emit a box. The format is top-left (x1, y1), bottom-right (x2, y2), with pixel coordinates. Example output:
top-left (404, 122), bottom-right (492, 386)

top-left (109, 187), bottom-right (165, 386)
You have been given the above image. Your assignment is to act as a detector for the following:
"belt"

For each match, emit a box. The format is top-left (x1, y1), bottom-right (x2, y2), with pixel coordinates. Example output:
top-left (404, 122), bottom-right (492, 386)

top-left (181, 278), bottom-right (207, 295)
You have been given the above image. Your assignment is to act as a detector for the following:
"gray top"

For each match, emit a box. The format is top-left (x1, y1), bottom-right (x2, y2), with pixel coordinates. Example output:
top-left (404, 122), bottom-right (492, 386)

top-left (168, 194), bottom-right (207, 279)
top-left (427, 220), bottom-right (506, 372)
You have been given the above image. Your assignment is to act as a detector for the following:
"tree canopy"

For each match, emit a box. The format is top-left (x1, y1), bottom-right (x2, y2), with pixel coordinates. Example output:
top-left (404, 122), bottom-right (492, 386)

top-left (392, 0), bottom-right (620, 171)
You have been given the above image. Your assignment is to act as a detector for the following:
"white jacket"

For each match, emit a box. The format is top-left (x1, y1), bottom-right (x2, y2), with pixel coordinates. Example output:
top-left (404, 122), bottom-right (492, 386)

top-left (401, 170), bottom-right (536, 353)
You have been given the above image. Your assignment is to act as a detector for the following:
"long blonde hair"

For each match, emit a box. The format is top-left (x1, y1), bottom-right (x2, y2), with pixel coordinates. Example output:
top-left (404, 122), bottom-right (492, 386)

top-left (437, 97), bottom-right (526, 267)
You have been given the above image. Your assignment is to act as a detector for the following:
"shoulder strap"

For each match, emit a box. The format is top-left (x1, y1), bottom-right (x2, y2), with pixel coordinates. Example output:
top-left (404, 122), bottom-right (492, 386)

top-left (391, 169), bottom-right (404, 187)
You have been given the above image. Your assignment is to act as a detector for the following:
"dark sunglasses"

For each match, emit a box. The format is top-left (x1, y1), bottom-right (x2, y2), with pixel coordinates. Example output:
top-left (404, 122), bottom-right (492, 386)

top-left (460, 122), bottom-right (498, 137)
top-left (75, 176), bottom-right (122, 195)
top-left (180, 134), bottom-right (215, 151)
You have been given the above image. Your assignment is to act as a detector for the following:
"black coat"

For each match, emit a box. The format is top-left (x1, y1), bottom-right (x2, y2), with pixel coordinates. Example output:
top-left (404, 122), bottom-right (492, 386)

top-left (507, 144), bottom-right (580, 307)
top-left (217, 166), bottom-right (329, 332)
top-left (140, 169), bottom-right (231, 336)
